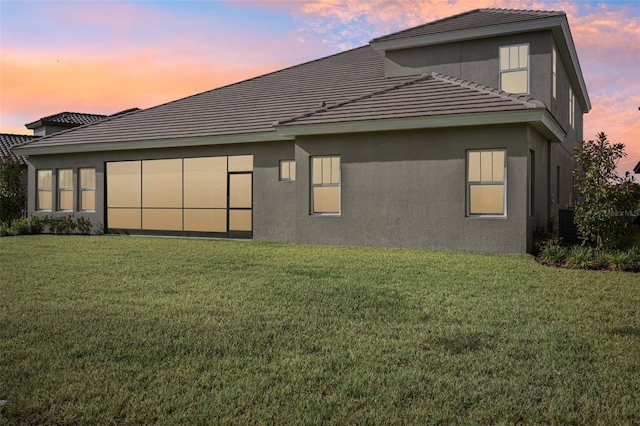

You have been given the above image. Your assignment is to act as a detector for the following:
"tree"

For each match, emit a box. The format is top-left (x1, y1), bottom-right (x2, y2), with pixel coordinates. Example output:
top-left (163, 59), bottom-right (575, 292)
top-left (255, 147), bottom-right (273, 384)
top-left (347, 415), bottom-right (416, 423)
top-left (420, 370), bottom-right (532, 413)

top-left (0, 155), bottom-right (27, 225)
top-left (573, 132), bottom-right (637, 248)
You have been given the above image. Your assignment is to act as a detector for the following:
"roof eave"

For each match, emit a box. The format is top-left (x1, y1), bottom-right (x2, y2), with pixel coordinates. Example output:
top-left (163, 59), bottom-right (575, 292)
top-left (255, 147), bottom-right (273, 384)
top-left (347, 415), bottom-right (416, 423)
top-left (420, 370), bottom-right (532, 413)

top-left (370, 15), bottom-right (590, 113)
top-left (12, 131), bottom-right (293, 156)
top-left (276, 109), bottom-right (567, 143)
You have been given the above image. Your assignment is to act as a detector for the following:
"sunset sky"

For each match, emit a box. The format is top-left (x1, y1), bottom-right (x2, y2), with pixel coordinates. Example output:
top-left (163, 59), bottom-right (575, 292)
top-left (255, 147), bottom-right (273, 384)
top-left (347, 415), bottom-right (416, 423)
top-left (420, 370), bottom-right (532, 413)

top-left (1, 0), bottom-right (638, 173)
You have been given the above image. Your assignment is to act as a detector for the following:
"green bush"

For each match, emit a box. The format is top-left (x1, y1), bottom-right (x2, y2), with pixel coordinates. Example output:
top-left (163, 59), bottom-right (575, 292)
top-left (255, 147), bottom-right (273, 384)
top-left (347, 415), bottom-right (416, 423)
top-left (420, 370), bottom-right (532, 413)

top-left (539, 245), bottom-right (566, 264)
top-left (566, 246), bottom-right (595, 269)
top-left (607, 250), bottom-right (639, 272)
top-left (10, 217), bottom-right (33, 235)
top-left (76, 217), bottom-right (92, 235)
top-left (0, 223), bottom-right (13, 236)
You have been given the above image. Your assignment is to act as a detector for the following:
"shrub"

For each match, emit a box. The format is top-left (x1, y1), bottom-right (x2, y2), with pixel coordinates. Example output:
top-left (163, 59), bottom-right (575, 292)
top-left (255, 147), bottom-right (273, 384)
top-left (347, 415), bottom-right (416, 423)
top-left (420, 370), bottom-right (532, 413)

top-left (539, 245), bottom-right (566, 264)
top-left (533, 233), bottom-right (563, 255)
top-left (29, 216), bottom-right (45, 234)
top-left (565, 246), bottom-right (595, 269)
top-left (0, 156), bottom-right (27, 224)
top-left (76, 217), bottom-right (92, 235)
top-left (607, 250), bottom-right (640, 272)
top-left (0, 223), bottom-right (13, 237)
top-left (10, 217), bottom-right (33, 235)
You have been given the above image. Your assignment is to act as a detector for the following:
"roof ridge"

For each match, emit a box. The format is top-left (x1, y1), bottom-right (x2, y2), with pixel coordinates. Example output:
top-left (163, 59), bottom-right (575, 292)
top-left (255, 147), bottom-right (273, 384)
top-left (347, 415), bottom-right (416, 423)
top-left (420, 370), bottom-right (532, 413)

top-left (480, 8), bottom-right (565, 15)
top-left (429, 72), bottom-right (547, 109)
top-left (274, 74), bottom-right (433, 126)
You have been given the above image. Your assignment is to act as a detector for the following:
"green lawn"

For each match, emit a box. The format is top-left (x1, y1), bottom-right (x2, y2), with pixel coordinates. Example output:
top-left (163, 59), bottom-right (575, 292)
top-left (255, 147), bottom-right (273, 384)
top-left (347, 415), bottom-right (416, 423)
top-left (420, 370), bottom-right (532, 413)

top-left (1, 236), bottom-right (638, 424)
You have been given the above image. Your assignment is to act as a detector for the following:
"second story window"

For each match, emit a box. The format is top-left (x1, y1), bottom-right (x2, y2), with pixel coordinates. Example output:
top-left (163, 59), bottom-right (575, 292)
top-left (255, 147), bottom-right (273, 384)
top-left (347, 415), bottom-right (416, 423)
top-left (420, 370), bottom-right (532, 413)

top-left (499, 44), bottom-right (529, 94)
top-left (569, 87), bottom-right (575, 129)
top-left (552, 47), bottom-right (557, 99)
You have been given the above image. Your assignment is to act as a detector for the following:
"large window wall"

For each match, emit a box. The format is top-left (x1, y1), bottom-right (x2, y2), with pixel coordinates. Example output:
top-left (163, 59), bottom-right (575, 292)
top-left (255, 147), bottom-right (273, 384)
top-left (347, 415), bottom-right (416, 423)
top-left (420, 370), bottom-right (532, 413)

top-left (106, 155), bottom-right (253, 236)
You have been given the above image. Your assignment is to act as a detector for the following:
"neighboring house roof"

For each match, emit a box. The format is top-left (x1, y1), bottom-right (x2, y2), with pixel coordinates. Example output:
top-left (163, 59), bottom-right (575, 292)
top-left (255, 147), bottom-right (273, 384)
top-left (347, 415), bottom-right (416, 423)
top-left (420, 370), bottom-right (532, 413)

top-left (0, 134), bottom-right (36, 165)
top-left (25, 111), bottom-right (108, 130)
top-left (13, 9), bottom-right (575, 156)
top-left (634, 161), bottom-right (640, 174)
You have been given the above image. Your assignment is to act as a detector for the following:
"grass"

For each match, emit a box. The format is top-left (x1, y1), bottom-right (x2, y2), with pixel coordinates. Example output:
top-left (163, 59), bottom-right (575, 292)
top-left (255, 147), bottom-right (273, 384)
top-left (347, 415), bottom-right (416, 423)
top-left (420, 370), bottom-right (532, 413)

top-left (1, 236), bottom-right (639, 425)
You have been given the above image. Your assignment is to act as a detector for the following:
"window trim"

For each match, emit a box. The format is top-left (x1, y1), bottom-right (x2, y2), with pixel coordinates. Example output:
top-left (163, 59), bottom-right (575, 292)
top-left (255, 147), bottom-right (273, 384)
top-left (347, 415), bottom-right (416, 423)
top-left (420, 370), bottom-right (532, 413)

top-left (310, 155), bottom-right (341, 216)
top-left (499, 43), bottom-right (529, 95)
top-left (466, 149), bottom-right (507, 218)
top-left (279, 159), bottom-right (296, 181)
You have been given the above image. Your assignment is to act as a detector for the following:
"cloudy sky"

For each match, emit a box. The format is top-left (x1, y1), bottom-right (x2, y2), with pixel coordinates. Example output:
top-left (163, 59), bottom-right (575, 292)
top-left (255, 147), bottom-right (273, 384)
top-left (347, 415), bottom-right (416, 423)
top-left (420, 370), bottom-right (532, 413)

top-left (1, 0), bottom-right (638, 173)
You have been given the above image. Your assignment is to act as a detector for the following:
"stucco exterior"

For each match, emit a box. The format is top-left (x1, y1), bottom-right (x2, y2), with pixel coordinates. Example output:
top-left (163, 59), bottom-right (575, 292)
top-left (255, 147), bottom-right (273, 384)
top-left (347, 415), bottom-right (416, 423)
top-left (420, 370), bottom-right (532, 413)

top-left (15, 9), bottom-right (590, 253)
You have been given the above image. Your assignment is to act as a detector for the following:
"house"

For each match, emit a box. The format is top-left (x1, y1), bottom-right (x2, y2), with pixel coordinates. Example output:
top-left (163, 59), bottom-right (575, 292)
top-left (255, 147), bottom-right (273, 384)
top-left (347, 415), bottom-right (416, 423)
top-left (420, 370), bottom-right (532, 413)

top-left (12, 8), bottom-right (590, 253)
top-left (25, 111), bottom-right (109, 137)
top-left (634, 162), bottom-right (640, 174)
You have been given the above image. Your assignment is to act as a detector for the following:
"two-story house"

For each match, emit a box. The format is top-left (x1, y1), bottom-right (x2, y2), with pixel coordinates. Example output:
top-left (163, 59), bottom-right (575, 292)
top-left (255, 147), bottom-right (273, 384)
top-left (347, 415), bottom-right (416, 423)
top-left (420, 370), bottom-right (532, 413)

top-left (13, 8), bottom-right (590, 253)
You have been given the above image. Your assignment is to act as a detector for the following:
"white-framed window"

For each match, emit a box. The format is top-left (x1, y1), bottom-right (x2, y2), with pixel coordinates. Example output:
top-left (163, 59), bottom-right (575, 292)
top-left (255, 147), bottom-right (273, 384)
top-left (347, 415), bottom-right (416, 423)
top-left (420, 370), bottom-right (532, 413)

top-left (311, 156), bottom-right (340, 215)
top-left (37, 169), bottom-right (52, 211)
top-left (467, 149), bottom-right (506, 217)
top-left (552, 47), bottom-right (557, 99)
top-left (57, 168), bottom-right (73, 211)
top-left (569, 87), bottom-right (575, 128)
top-left (79, 168), bottom-right (96, 211)
top-left (279, 160), bottom-right (296, 181)
top-left (499, 44), bottom-right (529, 94)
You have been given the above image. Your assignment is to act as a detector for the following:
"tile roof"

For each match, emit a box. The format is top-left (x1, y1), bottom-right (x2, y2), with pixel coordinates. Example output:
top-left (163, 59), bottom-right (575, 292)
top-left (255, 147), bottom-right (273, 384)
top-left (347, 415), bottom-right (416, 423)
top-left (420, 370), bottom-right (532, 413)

top-left (278, 72), bottom-right (546, 126)
top-left (634, 161), bottom-right (640, 174)
top-left (17, 9), bottom-right (560, 152)
top-left (25, 111), bottom-right (107, 129)
top-left (0, 134), bottom-right (36, 165)
top-left (371, 8), bottom-right (565, 43)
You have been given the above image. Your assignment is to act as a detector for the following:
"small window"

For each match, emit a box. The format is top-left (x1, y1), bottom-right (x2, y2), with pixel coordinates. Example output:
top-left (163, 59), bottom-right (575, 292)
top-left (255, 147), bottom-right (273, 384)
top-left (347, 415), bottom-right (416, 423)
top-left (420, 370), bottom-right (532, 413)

top-left (499, 44), bottom-right (529, 94)
top-left (57, 169), bottom-right (73, 211)
top-left (569, 87), bottom-right (575, 128)
top-left (37, 170), bottom-right (52, 211)
top-left (79, 168), bottom-right (96, 211)
top-left (311, 156), bottom-right (340, 215)
top-left (552, 47), bottom-right (557, 99)
top-left (279, 160), bottom-right (296, 181)
top-left (467, 150), bottom-right (506, 216)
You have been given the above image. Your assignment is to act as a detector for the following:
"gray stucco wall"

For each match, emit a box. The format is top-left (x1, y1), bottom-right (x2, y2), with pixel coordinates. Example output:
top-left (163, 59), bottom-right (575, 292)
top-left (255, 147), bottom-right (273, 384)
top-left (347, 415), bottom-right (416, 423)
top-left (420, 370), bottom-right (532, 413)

top-left (26, 141), bottom-right (296, 241)
top-left (384, 31), bottom-right (555, 109)
top-left (294, 125), bottom-right (534, 253)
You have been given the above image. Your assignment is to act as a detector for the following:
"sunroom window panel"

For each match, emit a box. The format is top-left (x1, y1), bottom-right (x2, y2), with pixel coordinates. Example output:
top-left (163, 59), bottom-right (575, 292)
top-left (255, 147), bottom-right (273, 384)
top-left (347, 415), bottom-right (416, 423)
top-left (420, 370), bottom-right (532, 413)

top-left (107, 161), bottom-right (141, 208)
top-left (183, 156), bottom-right (227, 208)
top-left (142, 159), bottom-right (182, 208)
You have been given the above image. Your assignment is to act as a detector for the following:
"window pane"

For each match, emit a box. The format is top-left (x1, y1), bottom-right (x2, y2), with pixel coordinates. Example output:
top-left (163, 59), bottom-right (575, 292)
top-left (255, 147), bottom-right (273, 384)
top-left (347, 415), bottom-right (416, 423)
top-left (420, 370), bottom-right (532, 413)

top-left (38, 192), bottom-right (52, 211)
top-left (290, 161), bottom-right (296, 180)
top-left (228, 155), bottom-right (253, 171)
top-left (142, 159), bottom-right (182, 208)
top-left (312, 157), bottom-right (322, 184)
top-left (480, 151), bottom-right (493, 181)
top-left (229, 174), bottom-right (252, 208)
top-left (509, 46), bottom-right (519, 69)
top-left (58, 169), bottom-right (73, 190)
top-left (59, 191), bottom-right (73, 211)
top-left (468, 152), bottom-right (480, 181)
top-left (80, 168), bottom-right (95, 190)
top-left (322, 157), bottom-right (332, 184)
top-left (501, 70), bottom-right (527, 94)
top-left (229, 209), bottom-right (252, 231)
top-left (519, 45), bottom-right (528, 68)
top-left (108, 208), bottom-right (141, 229)
top-left (184, 209), bottom-right (226, 232)
top-left (184, 156), bottom-right (227, 208)
top-left (280, 161), bottom-right (290, 180)
top-left (38, 170), bottom-right (52, 190)
top-left (499, 47), bottom-right (509, 71)
top-left (492, 151), bottom-right (505, 181)
top-left (107, 161), bottom-right (141, 208)
top-left (142, 209), bottom-right (183, 231)
top-left (331, 157), bottom-right (340, 184)
top-left (313, 186), bottom-right (340, 213)
top-left (81, 190), bottom-right (95, 211)
top-left (470, 184), bottom-right (504, 215)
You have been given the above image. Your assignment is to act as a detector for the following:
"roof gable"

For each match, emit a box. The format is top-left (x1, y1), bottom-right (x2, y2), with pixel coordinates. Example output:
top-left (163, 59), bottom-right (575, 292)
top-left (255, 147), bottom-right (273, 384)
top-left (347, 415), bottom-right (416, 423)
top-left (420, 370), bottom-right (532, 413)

top-left (25, 111), bottom-right (107, 129)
